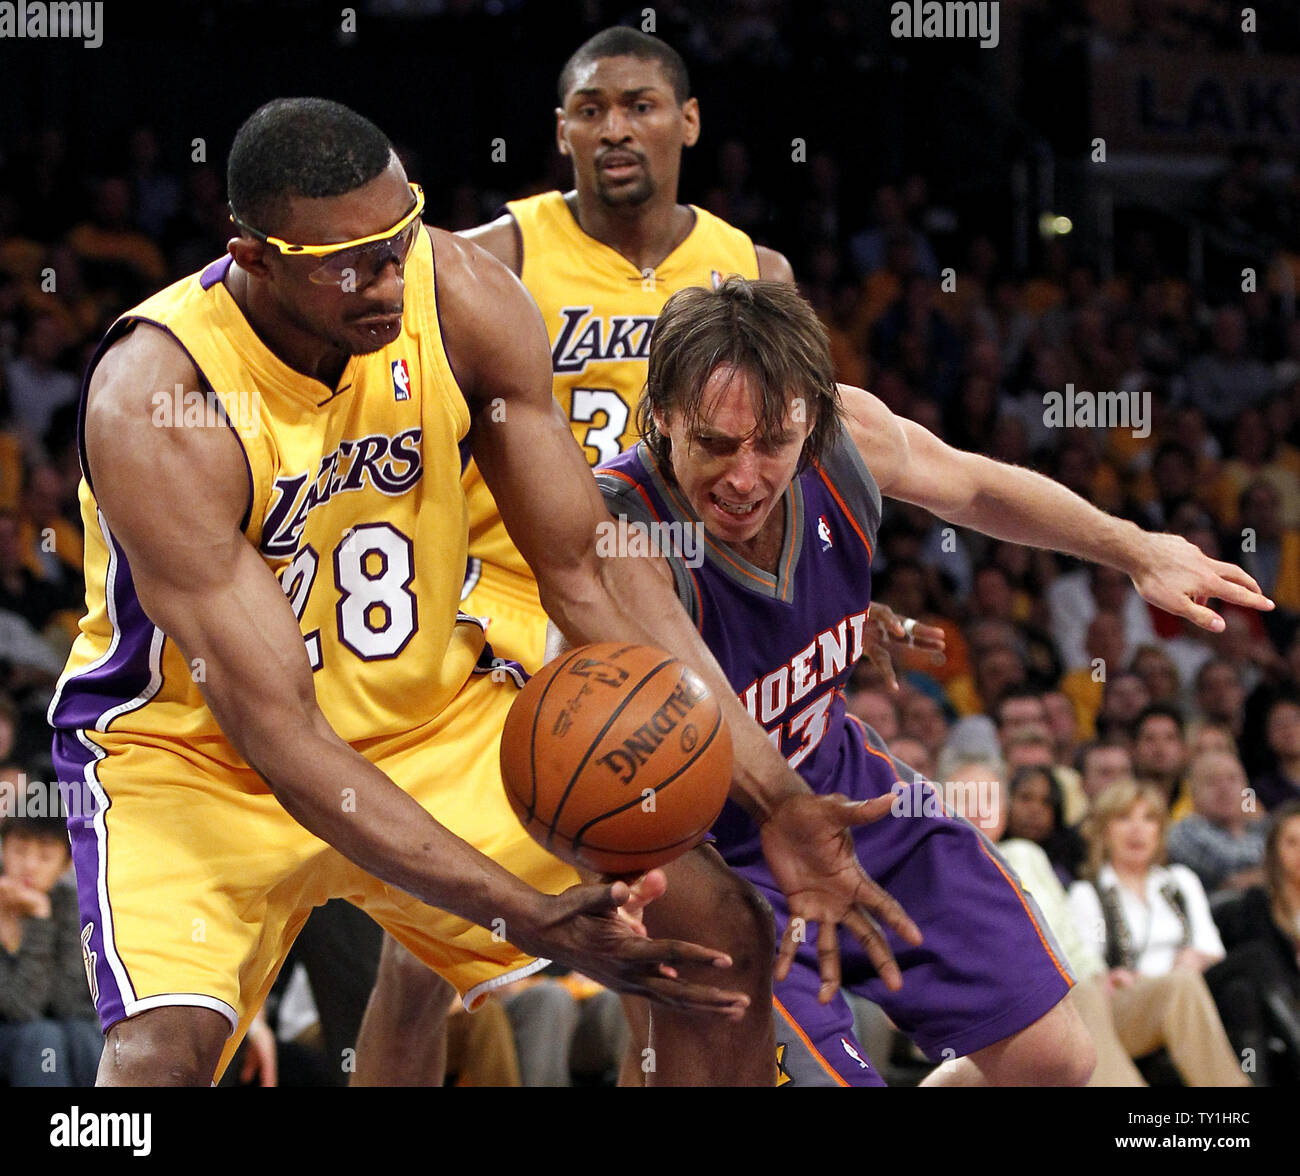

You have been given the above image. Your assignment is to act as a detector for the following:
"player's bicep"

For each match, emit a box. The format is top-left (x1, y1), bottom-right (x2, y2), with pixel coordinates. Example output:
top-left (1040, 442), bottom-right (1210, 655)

top-left (85, 337), bottom-right (320, 748)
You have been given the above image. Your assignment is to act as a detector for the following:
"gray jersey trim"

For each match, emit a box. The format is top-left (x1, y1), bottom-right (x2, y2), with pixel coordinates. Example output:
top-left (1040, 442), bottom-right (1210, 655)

top-left (595, 467), bottom-right (702, 627)
top-left (818, 421), bottom-right (883, 552)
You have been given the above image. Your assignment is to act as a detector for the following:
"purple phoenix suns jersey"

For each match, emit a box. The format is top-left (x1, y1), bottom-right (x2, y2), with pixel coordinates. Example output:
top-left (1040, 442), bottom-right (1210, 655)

top-left (596, 426), bottom-right (892, 860)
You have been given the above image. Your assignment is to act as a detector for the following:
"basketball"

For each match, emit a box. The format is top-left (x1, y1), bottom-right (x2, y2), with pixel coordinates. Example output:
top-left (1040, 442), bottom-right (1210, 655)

top-left (500, 643), bottom-right (733, 877)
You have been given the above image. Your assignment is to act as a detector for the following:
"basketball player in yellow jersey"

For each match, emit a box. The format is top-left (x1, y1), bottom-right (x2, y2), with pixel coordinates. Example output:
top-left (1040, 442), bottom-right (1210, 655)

top-left (458, 27), bottom-right (794, 672)
top-left (53, 98), bottom-right (919, 1087)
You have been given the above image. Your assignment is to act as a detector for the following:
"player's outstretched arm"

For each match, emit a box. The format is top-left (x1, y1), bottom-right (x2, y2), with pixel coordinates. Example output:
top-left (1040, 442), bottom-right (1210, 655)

top-left (442, 232), bottom-right (922, 997)
top-left (845, 384), bottom-right (1274, 632)
top-left (81, 323), bottom-right (742, 1016)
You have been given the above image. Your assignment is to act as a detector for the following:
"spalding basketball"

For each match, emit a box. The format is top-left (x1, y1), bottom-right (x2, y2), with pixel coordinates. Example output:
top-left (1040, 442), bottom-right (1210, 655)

top-left (500, 643), bottom-right (733, 877)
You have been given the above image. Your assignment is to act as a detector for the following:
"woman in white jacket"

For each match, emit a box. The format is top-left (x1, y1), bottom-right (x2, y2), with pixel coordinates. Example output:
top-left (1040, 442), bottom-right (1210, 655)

top-left (1068, 780), bottom-right (1249, 1086)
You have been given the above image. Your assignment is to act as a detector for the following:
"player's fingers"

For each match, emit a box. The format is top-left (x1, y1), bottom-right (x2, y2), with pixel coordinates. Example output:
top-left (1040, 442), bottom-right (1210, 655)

top-left (774, 920), bottom-right (799, 983)
top-left (842, 793), bottom-right (898, 827)
top-left (621, 934), bottom-right (733, 971)
top-left (844, 906), bottom-right (904, 993)
top-left (815, 918), bottom-right (842, 1004)
top-left (869, 646), bottom-right (899, 692)
top-left (1206, 570), bottom-right (1273, 611)
top-left (1211, 561), bottom-right (1266, 598)
top-left (639, 976), bottom-right (750, 1018)
top-left (854, 874), bottom-right (922, 947)
top-left (1176, 597), bottom-right (1226, 633)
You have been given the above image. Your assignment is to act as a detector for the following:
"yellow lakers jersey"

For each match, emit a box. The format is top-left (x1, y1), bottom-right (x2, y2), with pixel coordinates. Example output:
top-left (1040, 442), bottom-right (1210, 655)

top-left (462, 190), bottom-right (760, 581)
top-left (50, 229), bottom-right (487, 754)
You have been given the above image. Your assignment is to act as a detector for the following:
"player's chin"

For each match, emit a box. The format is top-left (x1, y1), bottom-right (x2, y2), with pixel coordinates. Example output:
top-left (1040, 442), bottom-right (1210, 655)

top-left (344, 315), bottom-right (403, 354)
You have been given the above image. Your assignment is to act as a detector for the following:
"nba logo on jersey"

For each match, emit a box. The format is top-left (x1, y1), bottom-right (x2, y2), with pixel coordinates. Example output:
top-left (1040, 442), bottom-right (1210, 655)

top-left (840, 1037), bottom-right (870, 1070)
top-left (817, 514), bottom-right (833, 551)
top-left (710, 269), bottom-right (723, 290)
top-left (391, 358), bottom-right (411, 401)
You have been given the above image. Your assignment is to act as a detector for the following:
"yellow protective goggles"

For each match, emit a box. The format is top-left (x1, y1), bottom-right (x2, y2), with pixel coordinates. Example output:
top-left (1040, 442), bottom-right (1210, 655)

top-left (232, 182), bottom-right (425, 286)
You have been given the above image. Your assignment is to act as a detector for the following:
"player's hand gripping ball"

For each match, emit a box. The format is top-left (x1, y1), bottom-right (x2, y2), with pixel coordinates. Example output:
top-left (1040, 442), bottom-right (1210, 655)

top-left (500, 643), bottom-right (733, 878)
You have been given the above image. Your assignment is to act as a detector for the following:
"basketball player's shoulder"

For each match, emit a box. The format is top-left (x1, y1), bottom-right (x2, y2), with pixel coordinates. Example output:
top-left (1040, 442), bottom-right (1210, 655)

top-left (836, 383), bottom-right (909, 490)
top-left (754, 244), bottom-right (794, 283)
top-left (456, 212), bottom-right (521, 275)
top-left (86, 321), bottom-right (200, 440)
top-left (84, 322), bottom-right (247, 527)
top-left (424, 225), bottom-right (548, 402)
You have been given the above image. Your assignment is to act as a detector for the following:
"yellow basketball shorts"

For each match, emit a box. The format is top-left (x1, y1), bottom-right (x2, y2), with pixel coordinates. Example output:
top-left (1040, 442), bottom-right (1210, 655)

top-left (460, 557), bottom-right (550, 673)
top-left (55, 668), bottom-right (579, 1078)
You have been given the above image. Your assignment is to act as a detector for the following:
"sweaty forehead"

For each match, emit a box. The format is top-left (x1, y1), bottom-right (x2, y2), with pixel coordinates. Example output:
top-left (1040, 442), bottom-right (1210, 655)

top-left (567, 55), bottom-right (673, 102)
top-left (693, 366), bottom-right (800, 437)
top-left (274, 158), bottom-right (411, 246)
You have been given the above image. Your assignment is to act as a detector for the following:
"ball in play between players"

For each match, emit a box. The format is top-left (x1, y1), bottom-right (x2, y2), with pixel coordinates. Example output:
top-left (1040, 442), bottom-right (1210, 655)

top-left (499, 643), bottom-right (733, 877)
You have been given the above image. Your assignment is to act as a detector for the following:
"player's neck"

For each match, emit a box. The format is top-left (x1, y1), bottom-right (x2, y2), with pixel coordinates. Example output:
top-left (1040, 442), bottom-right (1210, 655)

top-left (726, 508), bottom-right (786, 575)
top-left (568, 189), bottom-right (693, 273)
top-left (224, 263), bottom-right (351, 390)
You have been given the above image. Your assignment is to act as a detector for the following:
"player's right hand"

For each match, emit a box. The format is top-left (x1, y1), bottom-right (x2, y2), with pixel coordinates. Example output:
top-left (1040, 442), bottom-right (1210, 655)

top-left (518, 879), bottom-right (751, 1017)
top-left (760, 791), bottom-right (922, 1002)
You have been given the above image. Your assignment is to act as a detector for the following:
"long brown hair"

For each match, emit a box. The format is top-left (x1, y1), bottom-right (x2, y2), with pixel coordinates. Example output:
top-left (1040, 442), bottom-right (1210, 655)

top-left (1080, 779), bottom-right (1170, 880)
top-left (1266, 799), bottom-right (1300, 946)
top-left (638, 276), bottom-right (843, 475)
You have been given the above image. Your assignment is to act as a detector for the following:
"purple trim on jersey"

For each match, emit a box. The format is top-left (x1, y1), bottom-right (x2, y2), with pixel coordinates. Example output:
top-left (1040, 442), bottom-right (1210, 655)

top-left (51, 728), bottom-right (130, 1032)
top-left (200, 254), bottom-right (233, 290)
top-left (48, 527), bottom-right (160, 734)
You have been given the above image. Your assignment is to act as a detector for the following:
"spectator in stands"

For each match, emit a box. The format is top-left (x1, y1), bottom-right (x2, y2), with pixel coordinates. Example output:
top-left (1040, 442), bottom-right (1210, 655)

top-left (849, 183), bottom-right (938, 280)
top-left (1043, 689), bottom-right (1083, 763)
top-left (1181, 307), bottom-right (1275, 425)
top-left (1005, 764), bottom-right (1087, 886)
top-left (1253, 696), bottom-right (1300, 811)
top-left (0, 814), bottom-right (101, 1086)
top-left (889, 735), bottom-right (933, 781)
top-left (65, 176), bottom-right (168, 304)
top-left (1059, 612), bottom-right (1125, 740)
top-left (845, 688), bottom-right (899, 742)
top-left (501, 972), bottom-right (628, 1087)
top-left (2, 312), bottom-right (78, 451)
top-left (1131, 643), bottom-right (1183, 707)
top-left (898, 689), bottom-right (951, 759)
top-left (1194, 658), bottom-right (1247, 740)
top-left (1096, 669), bottom-right (1151, 738)
top-left (1077, 736), bottom-right (1136, 805)
top-left (941, 756), bottom-right (1143, 1086)
top-left (1238, 478), bottom-right (1300, 612)
top-left (1167, 749), bottom-right (1268, 895)
top-left (1068, 782), bottom-right (1248, 1087)
top-left (1048, 563), bottom-right (1158, 674)
top-left (1132, 704), bottom-right (1193, 820)
top-left (1204, 801), bottom-right (1300, 1086)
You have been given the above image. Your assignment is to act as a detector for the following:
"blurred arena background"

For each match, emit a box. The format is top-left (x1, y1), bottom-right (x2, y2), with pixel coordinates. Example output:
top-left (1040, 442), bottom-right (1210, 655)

top-left (2, 0), bottom-right (1299, 1088)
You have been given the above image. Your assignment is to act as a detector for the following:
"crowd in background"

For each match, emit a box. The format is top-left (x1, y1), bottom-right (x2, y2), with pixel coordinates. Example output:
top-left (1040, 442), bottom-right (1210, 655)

top-left (3, 0), bottom-right (1300, 1086)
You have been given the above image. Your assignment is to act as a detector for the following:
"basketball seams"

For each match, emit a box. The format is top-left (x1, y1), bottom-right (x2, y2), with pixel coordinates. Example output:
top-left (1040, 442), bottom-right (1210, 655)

top-left (545, 656), bottom-right (678, 847)
top-left (569, 701), bottom-right (724, 853)
top-left (519, 644), bottom-right (589, 821)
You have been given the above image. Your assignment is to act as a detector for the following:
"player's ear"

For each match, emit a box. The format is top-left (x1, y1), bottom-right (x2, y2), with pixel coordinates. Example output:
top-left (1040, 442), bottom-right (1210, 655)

top-left (681, 97), bottom-right (700, 149)
top-left (229, 235), bottom-right (272, 279)
top-left (555, 108), bottom-right (571, 158)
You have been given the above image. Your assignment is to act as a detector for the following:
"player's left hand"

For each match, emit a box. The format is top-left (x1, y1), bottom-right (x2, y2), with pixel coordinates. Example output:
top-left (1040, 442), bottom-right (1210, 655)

top-left (1128, 533), bottom-right (1273, 631)
top-left (760, 792), bottom-right (922, 1003)
top-left (862, 602), bottom-right (946, 691)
